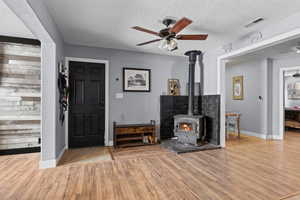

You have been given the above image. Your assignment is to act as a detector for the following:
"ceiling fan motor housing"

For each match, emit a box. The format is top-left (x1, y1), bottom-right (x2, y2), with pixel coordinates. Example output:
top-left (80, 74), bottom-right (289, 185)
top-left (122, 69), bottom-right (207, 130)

top-left (162, 18), bottom-right (176, 27)
top-left (159, 28), bottom-right (176, 38)
top-left (159, 28), bottom-right (171, 37)
top-left (160, 18), bottom-right (177, 38)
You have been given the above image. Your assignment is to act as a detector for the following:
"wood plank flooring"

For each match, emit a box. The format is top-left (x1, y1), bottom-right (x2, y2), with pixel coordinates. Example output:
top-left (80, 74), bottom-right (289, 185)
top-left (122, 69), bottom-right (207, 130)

top-left (59, 147), bottom-right (112, 166)
top-left (112, 145), bottom-right (172, 161)
top-left (1, 131), bottom-right (300, 199)
top-left (281, 192), bottom-right (300, 200)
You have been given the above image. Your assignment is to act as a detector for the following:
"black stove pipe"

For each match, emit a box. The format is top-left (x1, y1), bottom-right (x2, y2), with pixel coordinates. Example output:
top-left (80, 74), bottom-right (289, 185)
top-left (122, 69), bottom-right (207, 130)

top-left (184, 50), bottom-right (202, 116)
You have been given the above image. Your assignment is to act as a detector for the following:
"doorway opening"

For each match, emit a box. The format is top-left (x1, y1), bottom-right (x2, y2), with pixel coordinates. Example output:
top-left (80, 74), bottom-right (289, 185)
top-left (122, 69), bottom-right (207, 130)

top-left (65, 57), bottom-right (110, 149)
top-left (282, 67), bottom-right (300, 140)
top-left (218, 29), bottom-right (300, 147)
top-left (224, 58), bottom-right (267, 146)
top-left (60, 57), bottom-right (111, 166)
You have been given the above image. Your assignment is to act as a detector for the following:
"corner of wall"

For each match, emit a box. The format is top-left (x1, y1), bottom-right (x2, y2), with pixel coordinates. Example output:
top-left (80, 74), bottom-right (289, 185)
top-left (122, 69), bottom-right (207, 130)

top-left (39, 145), bottom-right (66, 169)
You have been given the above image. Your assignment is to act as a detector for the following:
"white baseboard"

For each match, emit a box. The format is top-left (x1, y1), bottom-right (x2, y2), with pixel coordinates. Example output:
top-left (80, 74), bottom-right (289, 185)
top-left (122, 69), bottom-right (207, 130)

top-left (266, 134), bottom-right (273, 140)
top-left (39, 146), bottom-right (66, 169)
top-left (271, 135), bottom-right (283, 140)
top-left (241, 130), bottom-right (267, 139)
top-left (241, 130), bottom-right (283, 140)
top-left (39, 159), bottom-right (56, 169)
top-left (107, 140), bottom-right (114, 146)
top-left (56, 146), bottom-right (66, 165)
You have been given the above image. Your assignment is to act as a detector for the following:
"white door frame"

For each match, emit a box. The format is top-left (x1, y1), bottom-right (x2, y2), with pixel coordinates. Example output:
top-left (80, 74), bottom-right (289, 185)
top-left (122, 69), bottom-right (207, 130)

top-left (65, 57), bottom-right (110, 149)
top-left (217, 28), bottom-right (300, 147)
top-left (279, 66), bottom-right (300, 140)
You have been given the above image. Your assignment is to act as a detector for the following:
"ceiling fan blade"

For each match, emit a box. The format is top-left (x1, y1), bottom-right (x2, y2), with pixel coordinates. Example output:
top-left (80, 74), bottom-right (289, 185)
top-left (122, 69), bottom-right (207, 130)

top-left (176, 34), bottom-right (208, 40)
top-left (169, 17), bottom-right (192, 34)
top-left (132, 26), bottom-right (159, 36)
top-left (136, 39), bottom-right (162, 46)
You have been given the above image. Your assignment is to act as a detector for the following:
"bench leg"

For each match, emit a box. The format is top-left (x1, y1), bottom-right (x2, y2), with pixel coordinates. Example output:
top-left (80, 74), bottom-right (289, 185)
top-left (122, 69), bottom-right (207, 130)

top-left (237, 117), bottom-right (241, 139)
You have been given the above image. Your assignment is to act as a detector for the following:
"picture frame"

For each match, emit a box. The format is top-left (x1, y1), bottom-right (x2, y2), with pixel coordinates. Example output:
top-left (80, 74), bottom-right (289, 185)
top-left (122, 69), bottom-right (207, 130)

top-left (232, 76), bottom-right (244, 100)
top-left (123, 68), bottom-right (151, 92)
top-left (168, 79), bottom-right (180, 96)
top-left (287, 82), bottom-right (300, 99)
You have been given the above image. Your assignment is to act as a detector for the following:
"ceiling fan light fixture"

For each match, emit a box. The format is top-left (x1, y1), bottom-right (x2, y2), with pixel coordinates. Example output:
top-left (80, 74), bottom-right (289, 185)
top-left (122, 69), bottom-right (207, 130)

top-left (132, 17), bottom-right (208, 51)
top-left (158, 39), bottom-right (177, 51)
top-left (159, 39), bottom-right (169, 49)
top-left (167, 39), bottom-right (177, 51)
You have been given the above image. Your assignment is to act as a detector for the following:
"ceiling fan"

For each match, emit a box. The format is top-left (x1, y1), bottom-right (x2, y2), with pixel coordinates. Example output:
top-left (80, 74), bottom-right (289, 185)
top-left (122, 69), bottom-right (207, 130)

top-left (132, 17), bottom-right (208, 51)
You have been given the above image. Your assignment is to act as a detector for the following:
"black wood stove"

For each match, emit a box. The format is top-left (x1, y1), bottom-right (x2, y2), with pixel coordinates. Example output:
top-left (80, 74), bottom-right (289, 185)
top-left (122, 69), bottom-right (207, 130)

top-left (174, 50), bottom-right (206, 145)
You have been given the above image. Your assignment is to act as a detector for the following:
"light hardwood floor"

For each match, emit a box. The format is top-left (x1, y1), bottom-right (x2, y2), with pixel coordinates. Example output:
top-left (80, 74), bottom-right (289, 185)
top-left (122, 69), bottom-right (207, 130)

top-left (1, 131), bottom-right (300, 199)
top-left (59, 146), bottom-right (112, 166)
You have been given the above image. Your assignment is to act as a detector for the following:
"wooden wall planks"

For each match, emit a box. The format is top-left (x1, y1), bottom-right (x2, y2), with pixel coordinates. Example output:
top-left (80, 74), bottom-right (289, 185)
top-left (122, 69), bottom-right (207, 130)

top-left (0, 42), bottom-right (41, 150)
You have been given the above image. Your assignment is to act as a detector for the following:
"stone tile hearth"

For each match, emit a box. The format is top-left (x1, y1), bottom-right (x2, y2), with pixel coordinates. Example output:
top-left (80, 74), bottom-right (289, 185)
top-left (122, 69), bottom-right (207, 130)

top-left (160, 139), bottom-right (220, 154)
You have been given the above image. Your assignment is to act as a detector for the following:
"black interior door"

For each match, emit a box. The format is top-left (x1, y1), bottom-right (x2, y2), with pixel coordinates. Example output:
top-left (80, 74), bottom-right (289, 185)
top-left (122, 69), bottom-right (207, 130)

top-left (69, 61), bottom-right (105, 148)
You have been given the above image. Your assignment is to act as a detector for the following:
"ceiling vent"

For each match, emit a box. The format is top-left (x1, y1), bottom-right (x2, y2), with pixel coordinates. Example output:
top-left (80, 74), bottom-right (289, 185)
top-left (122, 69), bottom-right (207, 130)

top-left (245, 18), bottom-right (264, 28)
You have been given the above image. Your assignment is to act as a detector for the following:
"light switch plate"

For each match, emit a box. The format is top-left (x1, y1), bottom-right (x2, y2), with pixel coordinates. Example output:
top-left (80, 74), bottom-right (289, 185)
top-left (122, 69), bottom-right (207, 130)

top-left (115, 93), bottom-right (124, 99)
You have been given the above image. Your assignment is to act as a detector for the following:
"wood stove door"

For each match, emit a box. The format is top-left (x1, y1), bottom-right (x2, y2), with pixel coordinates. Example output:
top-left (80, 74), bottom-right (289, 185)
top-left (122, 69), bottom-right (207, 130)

top-left (160, 96), bottom-right (189, 139)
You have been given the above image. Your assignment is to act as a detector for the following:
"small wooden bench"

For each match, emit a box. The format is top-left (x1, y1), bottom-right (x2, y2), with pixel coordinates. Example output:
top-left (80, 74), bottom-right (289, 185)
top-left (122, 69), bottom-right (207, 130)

top-left (113, 121), bottom-right (157, 148)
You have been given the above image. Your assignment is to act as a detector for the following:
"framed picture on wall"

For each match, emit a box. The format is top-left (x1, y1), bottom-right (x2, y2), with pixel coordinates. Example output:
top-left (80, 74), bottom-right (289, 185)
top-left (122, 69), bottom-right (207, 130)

top-left (168, 79), bottom-right (180, 96)
top-left (123, 68), bottom-right (151, 92)
top-left (288, 82), bottom-right (300, 99)
top-left (232, 76), bottom-right (244, 100)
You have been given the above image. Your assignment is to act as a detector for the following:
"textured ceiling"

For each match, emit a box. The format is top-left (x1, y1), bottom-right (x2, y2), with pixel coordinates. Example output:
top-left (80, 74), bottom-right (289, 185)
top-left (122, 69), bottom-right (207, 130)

top-left (44, 0), bottom-right (300, 56)
top-left (0, 1), bottom-right (35, 39)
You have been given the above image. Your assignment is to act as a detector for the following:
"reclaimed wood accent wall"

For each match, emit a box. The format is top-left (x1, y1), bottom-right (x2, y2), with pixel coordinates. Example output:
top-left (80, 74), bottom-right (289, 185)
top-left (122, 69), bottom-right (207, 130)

top-left (0, 41), bottom-right (41, 150)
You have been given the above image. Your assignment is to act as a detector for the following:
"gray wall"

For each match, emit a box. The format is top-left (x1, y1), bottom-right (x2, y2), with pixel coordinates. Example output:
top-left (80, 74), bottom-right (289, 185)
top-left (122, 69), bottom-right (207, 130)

top-left (26, 0), bottom-right (66, 160)
top-left (65, 44), bottom-right (188, 141)
top-left (266, 59), bottom-right (273, 137)
top-left (5, 0), bottom-right (66, 163)
top-left (225, 59), bottom-right (265, 134)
